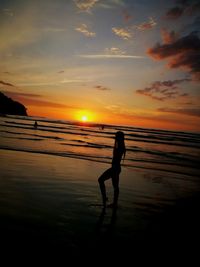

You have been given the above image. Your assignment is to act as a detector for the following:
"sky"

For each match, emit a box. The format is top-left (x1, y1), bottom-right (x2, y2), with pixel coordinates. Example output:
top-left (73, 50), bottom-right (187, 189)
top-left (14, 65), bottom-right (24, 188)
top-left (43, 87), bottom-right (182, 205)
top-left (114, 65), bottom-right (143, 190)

top-left (0, 0), bottom-right (200, 132)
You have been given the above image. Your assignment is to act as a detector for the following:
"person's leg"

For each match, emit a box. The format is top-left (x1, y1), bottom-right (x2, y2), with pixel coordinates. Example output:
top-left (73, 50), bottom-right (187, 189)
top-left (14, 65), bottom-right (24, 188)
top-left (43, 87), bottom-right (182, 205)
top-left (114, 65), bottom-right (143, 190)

top-left (111, 172), bottom-right (120, 207)
top-left (98, 168), bottom-right (112, 206)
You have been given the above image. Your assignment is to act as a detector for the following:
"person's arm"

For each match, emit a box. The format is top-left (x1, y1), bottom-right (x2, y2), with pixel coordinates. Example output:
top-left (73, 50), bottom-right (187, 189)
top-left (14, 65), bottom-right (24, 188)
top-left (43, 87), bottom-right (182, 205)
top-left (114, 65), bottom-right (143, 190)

top-left (122, 148), bottom-right (126, 162)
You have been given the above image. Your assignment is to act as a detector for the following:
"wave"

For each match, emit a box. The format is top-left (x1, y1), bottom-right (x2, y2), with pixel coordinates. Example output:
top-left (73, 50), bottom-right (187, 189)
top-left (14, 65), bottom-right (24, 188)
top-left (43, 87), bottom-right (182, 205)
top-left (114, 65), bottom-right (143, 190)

top-left (0, 123), bottom-right (89, 136)
top-left (1, 129), bottom-right (199, 165)
top-left (2, 121), bottom-right (200, 149)
top-left (1, 116), bottom-right (200, 179)
top-left (0, 130), bottom-right (65, 140)
top-left (0, 146), bottom-right (199, 178)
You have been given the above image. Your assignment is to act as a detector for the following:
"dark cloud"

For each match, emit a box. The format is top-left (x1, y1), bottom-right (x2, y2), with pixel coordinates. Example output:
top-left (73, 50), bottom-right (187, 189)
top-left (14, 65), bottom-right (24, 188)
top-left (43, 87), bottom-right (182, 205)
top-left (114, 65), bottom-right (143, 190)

top-left (58, 70), bottom-right (65, 73)
top-left (165, 0), bottom-right (200, 19)
top-left (136, 79), bottom-right (190, 101)
top-left (0, 80), bottom-right (15, 87)
top-left (158, 107), bottom-right (200, 117)
top-left (147, 32), bottom-right (200, 80)
top-left (166, 6), bottom-right (184, 19)
top-left (182, 16), bottom-right (200, 34)
top-left (95, 85), bottom-right (110, 91)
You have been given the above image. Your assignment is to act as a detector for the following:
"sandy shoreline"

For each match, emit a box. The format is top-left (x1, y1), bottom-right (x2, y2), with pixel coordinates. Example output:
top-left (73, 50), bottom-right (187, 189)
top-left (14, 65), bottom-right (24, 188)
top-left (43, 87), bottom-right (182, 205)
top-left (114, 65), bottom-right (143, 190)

top-left (0, 149), bottom-right (199, 259)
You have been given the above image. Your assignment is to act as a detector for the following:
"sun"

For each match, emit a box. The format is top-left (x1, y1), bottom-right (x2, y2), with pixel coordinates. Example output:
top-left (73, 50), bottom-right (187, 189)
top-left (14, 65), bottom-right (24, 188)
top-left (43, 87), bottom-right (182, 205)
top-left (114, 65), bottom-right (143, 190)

top-left (81, 115), bottom-right (88, 122)
top-left (75, 109), bottom-right (96, 123)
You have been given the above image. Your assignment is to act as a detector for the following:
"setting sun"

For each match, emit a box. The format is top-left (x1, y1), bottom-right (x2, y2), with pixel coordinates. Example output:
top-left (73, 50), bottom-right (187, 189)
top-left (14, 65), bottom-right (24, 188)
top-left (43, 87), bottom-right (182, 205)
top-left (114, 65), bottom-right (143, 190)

top-left (74, 110), bottom-right (95, 123)
top-left (81, 115), bottom-right (88, 122)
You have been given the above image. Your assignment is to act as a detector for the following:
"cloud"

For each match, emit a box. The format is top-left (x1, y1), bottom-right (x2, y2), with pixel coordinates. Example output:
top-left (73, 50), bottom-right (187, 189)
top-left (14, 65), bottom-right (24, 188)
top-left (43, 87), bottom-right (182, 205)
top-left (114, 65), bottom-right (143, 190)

top-left (0, 80), bottom-right (15, 87)
top-left (73, 0), bottom-right (99, 13)
top-left (161, 28), bottom-right (179, 44)
top-left (165, 0), bottom-right (200, 19)
top-left (136, 79), bottom-right (190, 101)
top-left (95, 85), bottom-right (111, 91)
top-left (17, 98), bottom-right (72, 109)
top-left (3, 91), bottom-right (75, 109)
top-left (183, 16), bottom-right (200, 32)
top-left (60, 79), bottom-right (90, 83)
top-left (105, 47), bottom-right (126, 55)
top-left (98, 0), bottom-right (125, 9)
top-left (3, 71), bottom-right (12, 75)
top-left (158, 107), bottom-right (200, 117)
top-left (2, 91), bottom-right (42, 98)
top-left (136, 17), bottom-right (156, 31)
top-left (166, 6), bottom-right (184, 19)
top-left (112, 18), bottom-right (156, 40)
top-left (147, 31), bottom-right (200, 80)
top-left (112, 27), bottom-right (133, 40)
top-left (75, 24), bottom-right (96, 37)
top-left (79, 47), bottom-right (145, 58)
top-left (78, 54), bottom-right (144, 59)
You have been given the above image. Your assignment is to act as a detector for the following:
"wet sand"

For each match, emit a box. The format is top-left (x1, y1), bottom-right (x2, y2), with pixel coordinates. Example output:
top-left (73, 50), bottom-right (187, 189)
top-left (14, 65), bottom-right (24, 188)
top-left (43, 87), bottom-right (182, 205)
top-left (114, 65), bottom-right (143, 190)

top-left (0, 149), bottom-right (199, 261)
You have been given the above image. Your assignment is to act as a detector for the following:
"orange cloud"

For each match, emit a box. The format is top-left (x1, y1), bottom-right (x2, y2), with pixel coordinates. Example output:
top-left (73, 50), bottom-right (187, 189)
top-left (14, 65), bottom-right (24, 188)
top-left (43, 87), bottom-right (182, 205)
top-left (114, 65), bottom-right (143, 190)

top-left (161, 28), bottom-right (179, 44)
top-left (136, 17), bottom-right (156, 31)
top-left (112, 27), bottom-right (133, 40)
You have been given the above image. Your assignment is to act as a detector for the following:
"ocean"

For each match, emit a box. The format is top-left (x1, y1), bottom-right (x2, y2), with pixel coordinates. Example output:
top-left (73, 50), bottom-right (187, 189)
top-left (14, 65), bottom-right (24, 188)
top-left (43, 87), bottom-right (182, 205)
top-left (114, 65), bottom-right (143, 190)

top-left (0, 115), bottom-right (199, 178)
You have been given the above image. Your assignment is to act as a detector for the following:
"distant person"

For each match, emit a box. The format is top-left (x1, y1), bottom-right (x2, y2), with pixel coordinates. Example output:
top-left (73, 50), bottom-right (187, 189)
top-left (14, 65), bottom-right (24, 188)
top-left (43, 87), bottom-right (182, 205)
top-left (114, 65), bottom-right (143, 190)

top-left (99, 124), bottom-right (104, 130)
top-left (98, 131), bottom-right (126, 208)
top-left (34, 121), bottom-right (38, 129)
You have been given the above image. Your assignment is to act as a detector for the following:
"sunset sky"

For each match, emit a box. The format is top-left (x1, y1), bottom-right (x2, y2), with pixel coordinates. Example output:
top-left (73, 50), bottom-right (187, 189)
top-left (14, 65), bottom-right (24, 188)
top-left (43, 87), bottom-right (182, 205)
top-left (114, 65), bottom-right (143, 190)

top-left (0, 0), bottom-right (200, 131)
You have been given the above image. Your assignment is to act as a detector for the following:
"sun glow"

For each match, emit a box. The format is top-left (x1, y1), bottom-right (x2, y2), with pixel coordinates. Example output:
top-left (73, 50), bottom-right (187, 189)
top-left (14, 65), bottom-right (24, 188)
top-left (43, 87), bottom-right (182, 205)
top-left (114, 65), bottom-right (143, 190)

top-left (81, 115), bottom-right (88, 122)
top-left (75, 110), bottom-right (95, 123)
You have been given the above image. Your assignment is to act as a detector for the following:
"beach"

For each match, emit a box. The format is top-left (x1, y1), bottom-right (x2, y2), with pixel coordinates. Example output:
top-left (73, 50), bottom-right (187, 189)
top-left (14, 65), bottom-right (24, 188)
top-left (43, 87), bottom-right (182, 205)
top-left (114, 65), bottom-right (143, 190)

top-left (0, 115), bottom-right (200, 262)
top-left (1, 148), bottom-right (199, 260)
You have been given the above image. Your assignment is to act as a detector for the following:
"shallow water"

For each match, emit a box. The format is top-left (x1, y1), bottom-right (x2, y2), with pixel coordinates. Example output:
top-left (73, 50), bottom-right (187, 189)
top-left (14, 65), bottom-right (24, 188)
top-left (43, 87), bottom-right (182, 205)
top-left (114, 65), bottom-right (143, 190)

top-left (0, 115), bottom-right (199, 177)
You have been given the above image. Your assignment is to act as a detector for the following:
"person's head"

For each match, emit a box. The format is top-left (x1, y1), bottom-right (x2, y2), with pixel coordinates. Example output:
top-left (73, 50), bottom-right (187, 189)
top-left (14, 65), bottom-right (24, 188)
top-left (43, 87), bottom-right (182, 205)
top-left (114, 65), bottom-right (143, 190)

top-left (115, 131), bottom-right (125, 143)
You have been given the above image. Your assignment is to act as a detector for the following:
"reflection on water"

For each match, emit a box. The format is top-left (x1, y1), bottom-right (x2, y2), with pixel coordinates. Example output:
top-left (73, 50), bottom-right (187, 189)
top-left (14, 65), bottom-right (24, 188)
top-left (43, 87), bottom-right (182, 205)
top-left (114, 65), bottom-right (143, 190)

top-left (0, 147), bottom-right (200, 256)
top-left (0, 115), bottom-right (199, 177)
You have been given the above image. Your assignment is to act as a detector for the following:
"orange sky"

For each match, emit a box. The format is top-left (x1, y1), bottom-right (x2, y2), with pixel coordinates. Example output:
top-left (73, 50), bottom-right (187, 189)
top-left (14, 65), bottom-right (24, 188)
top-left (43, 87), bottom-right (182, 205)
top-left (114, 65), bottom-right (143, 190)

top-left (0, 0), bottom-right (199, 132)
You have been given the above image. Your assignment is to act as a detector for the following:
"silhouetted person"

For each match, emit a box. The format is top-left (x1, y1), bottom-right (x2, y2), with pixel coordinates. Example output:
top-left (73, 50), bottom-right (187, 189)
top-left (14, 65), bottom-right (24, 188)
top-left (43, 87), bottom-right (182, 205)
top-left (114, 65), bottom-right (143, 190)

top-left (98, 131), bottom-right (126, 208)
top-left (34, 121), bottom-right (38, 129)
